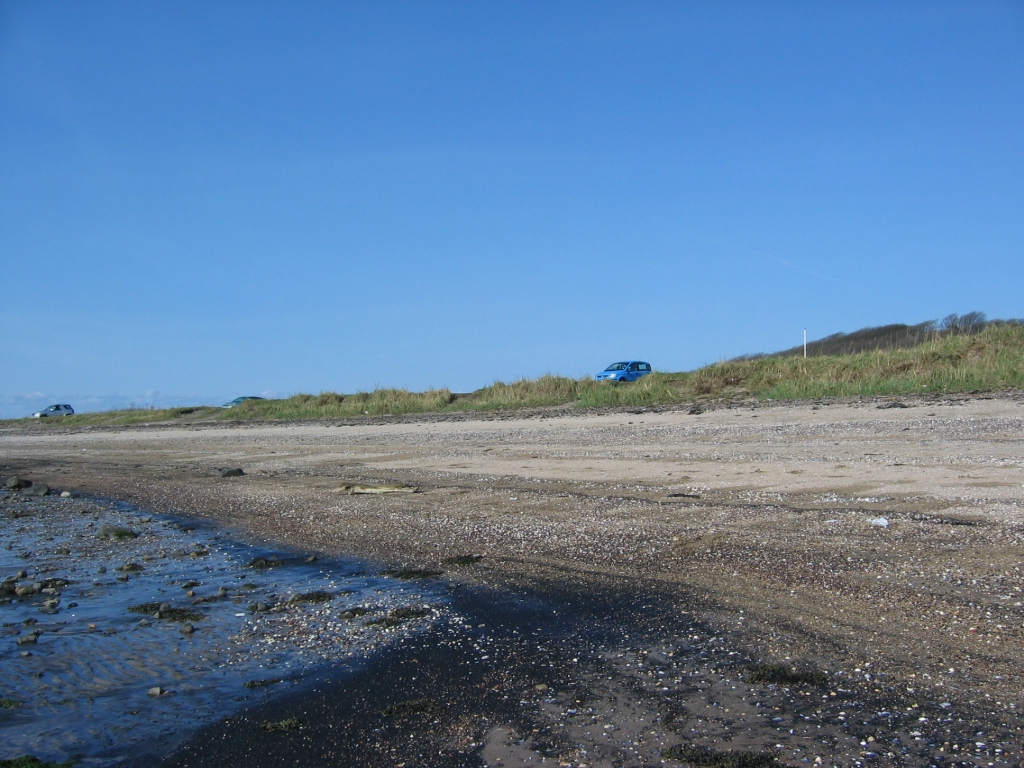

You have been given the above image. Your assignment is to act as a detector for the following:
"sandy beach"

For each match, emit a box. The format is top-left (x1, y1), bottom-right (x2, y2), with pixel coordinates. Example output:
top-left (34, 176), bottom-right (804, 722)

top-left (3, 392), bottom-right (1024, 766)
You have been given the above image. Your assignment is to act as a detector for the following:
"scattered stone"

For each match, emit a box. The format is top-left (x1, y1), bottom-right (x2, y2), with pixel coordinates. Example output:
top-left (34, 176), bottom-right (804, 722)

top-left (22, 483), bottom-right (50, 497)
top-left (219, 468), bottom-right (245, 477)
top-left (339, 607), bottom-right (370, 619)
top-left (16, 631), bottom-right (41, 645)
top-left (60, 490), bottom-right (72, 498)
top-left (247, 556), bottom-right (284, 569)
top-left (147, 686), bottom-right (170, 697)
top-left (179, 623), bottom-right (195, 635)
top-left (4, 476), bottom-right (32, 490)
top-left (287, 590), bottom-right (334, 604)
top-left (97, 525), bottom-right (139, 540)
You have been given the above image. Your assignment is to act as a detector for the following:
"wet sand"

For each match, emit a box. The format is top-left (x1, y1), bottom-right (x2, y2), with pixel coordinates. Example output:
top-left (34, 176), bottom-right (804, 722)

top-left (3, 392), bottom-right (1024, 766)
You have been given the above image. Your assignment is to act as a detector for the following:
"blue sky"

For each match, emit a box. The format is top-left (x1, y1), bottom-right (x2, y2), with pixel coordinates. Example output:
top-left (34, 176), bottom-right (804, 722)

top-left (2, 1), bottom-right (1022, 416)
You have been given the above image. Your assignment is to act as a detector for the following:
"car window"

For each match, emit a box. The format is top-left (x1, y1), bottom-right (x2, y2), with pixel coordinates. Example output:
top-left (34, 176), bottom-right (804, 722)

top-left (604, 363), bottom-right (628, 371)
top-left (639, 364), bottom-right (650, 371)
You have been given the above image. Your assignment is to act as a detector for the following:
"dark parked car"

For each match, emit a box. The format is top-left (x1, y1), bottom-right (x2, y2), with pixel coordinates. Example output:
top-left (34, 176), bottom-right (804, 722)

top-left (594, 361), bottom-right (652, 383)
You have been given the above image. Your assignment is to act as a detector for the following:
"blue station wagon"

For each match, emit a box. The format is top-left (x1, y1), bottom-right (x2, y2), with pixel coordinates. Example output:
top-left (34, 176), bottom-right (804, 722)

top-left (594, 361), bottom-right (652, 383)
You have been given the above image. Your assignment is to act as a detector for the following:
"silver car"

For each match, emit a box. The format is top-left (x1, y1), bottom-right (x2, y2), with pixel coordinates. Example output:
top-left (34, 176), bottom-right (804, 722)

top-left (32, 404), bottom-right (74, 418)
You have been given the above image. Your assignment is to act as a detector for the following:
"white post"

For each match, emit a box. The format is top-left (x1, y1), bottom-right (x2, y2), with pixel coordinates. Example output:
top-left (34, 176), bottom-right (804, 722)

top-left (803, 329), bottom-right (807, 358)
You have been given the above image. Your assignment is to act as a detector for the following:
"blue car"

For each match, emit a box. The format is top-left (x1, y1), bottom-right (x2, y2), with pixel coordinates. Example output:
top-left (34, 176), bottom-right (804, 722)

top-left (594, 361), bottom-right (652, 383)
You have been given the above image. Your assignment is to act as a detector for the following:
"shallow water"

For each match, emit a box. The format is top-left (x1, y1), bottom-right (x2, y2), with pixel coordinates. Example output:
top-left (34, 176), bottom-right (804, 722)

top-left (0, 491), bottom-right (449, 766)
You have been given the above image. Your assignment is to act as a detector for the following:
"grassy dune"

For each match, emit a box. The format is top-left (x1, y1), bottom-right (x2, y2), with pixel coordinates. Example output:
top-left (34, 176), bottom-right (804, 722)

top-left (10, 325), bottom-right (1023, 426)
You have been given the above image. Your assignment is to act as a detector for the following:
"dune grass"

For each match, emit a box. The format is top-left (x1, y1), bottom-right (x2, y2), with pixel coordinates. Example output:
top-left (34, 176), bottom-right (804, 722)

top-left (6, 406), bottom-right (223, 428)
top-left (692, 324), bottom-right (1024, 400)
top-left (222, 389), bottom-right (457, 420)
top-left (6, 324), bottom-right (1021, 427)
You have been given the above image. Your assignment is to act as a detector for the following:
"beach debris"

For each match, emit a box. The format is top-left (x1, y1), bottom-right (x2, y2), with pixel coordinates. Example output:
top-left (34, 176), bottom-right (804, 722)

top-left (382, 568), bottom-right (443, 580)
top-left (442, 553), bottom-right (484, 566)
top-left (870, 517), bottom-right (890, 528)
top-left (333, 483), bottom-right (418, 494)
top-left (260, 717), bottom-right (302, 733)
top-left (746, 663), bottom-right (829, 687)
top-left (97, 525), bottom-right (139, 540)
top-left (244, 677), bottom-right (283, 689)
top-left (662, 744), bottom-right (779, 767)
top-left (218, 468), bottom-right (245, 477)
top-left (381, 697), bottom-right (441, 717)
top-left (129, 602), bottom-right (203, 622)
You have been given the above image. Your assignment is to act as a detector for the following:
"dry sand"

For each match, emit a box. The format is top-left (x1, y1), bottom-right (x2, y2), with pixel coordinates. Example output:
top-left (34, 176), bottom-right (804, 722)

top-left (3, 392), bottom-right (1023, 766)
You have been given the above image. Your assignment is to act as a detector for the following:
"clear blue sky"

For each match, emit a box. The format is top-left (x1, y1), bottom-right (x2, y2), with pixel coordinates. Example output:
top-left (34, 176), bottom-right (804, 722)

top-left (2, 1), bottom-right (1022, 415)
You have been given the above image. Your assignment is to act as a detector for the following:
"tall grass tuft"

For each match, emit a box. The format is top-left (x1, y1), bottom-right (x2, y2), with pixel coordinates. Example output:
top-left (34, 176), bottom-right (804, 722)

top-left (453, 375), bottom-right (588, 410)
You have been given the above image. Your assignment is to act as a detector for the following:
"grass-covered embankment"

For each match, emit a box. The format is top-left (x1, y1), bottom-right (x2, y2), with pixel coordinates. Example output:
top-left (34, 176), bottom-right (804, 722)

top-left (8, 324), bottom-right (1022, 426)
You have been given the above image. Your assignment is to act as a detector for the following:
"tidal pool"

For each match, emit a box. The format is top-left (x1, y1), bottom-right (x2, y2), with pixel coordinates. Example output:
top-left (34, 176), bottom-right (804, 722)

top-left (0, 491), bottom-right (449, 766)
